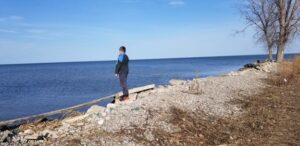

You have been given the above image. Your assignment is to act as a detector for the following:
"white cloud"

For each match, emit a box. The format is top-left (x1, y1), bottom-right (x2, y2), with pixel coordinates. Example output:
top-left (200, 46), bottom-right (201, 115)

top-left (0, 15), bottom-right (24, 22)
top-left (169, 0), bottom-right (185, 6)
top-left (0, 29), bottom-right (18, 33)
top-left (123, 0), bottom-right (140, 3)
top-left (26, 29), bottom-right (47, 34)
top-left (22, 35), bottom-right (50, 40)
top-left (8, 15), bottom-right (23, 20)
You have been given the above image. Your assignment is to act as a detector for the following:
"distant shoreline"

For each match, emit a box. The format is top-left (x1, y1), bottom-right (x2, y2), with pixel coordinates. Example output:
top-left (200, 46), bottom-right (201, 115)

top-left (1, 53), bottom-right (299, 66)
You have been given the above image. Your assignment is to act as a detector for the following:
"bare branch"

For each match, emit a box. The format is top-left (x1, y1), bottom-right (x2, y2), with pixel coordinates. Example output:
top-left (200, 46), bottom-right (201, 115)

top-left (239, 0), bottom-right (278, 60)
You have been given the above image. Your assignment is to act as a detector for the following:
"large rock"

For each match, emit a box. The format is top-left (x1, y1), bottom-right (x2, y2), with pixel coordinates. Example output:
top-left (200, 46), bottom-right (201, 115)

top-left (242, 63), bottom-right (259, 70)
top-left (228, 71), bottom-right (239, 76)
top-left (257, 62), bottom-right (278, 73)
top-left (130, 93), bottom-right (138, 101)
top-left (23, 132), bottom-right (51, 141)
top-left (40, 130), bottom-right (58, 139)
top-left (155, 86), bottom-right (169, 93)
top-left (169, 79), bottom-right (186, 86)
top-left (106, 103), bottom-right (116, 112)
top-left (0, 130), bottom-right (13, 142)
top-left (23, 129), bottom-right (34, 135)
top-left (62, 115), bottom-right (87, 124)
top-left (86, 105), bottom-right (106, 115)
top-left (24, 133), bottom-right (40, 140)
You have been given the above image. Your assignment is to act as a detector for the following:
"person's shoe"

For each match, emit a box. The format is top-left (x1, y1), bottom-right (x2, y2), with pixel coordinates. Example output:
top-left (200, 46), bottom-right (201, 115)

top-left (122, 96), bottom-right (129, 101)
top-left (118, 95), bottom-right (124, 101)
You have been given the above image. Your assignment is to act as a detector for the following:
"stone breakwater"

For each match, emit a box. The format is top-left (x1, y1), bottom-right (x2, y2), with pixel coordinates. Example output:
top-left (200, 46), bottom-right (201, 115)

top-left (0, 62), bottom-right (277, 146)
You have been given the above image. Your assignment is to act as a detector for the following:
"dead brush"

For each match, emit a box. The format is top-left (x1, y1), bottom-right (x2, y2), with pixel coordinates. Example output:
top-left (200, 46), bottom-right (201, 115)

top-left (185, 80), bottom-right (203, 95)
top-left (18, 119), bottom-right (62, 133)
top-left (182, 70), bottom-right (204, 95)
top-left (292, 55), bottom-right (300, 74)
top-left (270, 55), bottom-right (300, 86)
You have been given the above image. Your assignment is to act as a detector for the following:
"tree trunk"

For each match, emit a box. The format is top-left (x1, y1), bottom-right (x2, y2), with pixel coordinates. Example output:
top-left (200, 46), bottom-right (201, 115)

top-left (276, 44), bottom-right (285, 62)
top-left (268, 46), bottom-right (273, 61)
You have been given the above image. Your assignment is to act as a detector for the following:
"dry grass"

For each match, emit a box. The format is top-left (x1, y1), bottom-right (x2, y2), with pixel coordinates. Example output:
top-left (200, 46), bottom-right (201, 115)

top-left (293, 56), bottom-right (300, 74)
top-left (18, 120), bottom-right (62, 133)
top-left (185, 80), bottom-right (204, 95)
top-left (117, 108), bottom-right (208, 146)
top-left (270, 55), bottom-right (300, 86)
top-left (63, 138), bottom-right (82, 146)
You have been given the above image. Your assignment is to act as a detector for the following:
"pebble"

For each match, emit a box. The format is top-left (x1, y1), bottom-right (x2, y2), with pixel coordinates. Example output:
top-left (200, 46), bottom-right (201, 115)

top-left (98, 119), bottom-right (104, 125)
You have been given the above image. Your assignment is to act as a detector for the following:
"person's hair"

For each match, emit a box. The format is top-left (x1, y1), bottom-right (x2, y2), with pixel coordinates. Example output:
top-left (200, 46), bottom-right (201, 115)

top-left (119, 46), bottom-right (126, 52)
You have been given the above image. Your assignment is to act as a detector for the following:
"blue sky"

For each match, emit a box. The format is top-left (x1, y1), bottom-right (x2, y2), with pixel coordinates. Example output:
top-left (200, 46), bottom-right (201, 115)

top-left (0, 0), bottom-right (299, 64)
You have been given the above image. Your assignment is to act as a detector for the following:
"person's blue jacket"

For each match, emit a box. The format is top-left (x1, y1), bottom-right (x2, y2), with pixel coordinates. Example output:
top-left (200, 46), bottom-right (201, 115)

top-left (115, 53), bottom-right (129, 74)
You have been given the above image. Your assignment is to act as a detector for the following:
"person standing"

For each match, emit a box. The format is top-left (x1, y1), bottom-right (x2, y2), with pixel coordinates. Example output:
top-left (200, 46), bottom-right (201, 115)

top-left (115, 46), bottom-right (130, 102)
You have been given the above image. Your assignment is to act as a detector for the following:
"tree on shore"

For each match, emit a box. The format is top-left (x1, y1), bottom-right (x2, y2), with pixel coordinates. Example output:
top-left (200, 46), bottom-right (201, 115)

top-left (241, 0), bottom-right (300, 62)
top-left (241, 0), bottom-right (277, 61)
top-left (275, 0), bottom-right (300, 61)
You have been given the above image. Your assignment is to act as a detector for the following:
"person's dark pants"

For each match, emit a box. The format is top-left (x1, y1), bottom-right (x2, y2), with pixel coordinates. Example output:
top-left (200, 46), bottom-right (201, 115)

top-left (119, 73), bottom-right (129, 97)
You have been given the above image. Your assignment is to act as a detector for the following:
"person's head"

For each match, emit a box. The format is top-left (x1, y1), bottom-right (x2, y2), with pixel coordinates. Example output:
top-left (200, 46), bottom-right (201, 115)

top-left (119, 46), bottom-right (126, 54)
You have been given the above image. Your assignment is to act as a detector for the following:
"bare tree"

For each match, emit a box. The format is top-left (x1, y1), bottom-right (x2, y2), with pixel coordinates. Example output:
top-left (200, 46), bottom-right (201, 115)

top-left (241, 0), bottom-right (277, 60)
top-left (275, 0), bottom-right (300, 61)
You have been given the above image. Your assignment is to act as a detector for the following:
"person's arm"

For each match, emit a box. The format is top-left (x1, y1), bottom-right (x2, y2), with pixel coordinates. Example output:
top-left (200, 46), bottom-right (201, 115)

top-left (115, 62), bottom-right (121, 74)
top-left (115, 54), bottom-right (124, 74)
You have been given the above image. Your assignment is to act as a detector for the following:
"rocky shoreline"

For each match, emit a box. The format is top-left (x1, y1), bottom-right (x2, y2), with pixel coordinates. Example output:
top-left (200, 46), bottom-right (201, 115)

top-left (0, 62), bottom-right (278, 146)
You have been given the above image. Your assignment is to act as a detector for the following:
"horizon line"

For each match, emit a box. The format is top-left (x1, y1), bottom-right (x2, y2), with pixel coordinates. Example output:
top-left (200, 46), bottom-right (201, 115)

top-left (0, 53), bottom-right (299, 66)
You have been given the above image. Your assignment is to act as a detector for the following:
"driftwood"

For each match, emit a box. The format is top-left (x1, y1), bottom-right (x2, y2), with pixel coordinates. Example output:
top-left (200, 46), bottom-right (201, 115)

top-left (0, 84), bottom-right (155, 127)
